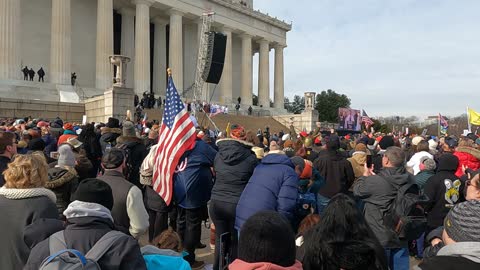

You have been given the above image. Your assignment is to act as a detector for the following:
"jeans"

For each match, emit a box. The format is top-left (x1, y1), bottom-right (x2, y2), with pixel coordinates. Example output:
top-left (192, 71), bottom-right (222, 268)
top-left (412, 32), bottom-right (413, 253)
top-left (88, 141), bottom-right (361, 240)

top-left (209, 200), bottom-right (239, 270)
top-left (385, 247), bottom-right (409, 270)
top-left (177, 206), bottom-right (203, 264)
top-left (316, 194), bottom-right (330, 215)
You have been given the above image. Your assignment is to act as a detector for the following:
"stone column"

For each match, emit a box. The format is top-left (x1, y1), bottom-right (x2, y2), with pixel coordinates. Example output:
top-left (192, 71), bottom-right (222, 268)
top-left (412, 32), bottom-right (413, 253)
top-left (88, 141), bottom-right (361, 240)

top-left (50, 0), bottom-right (71, 85)
top-left (0, 0), bottom-right (21, 80)
top-left (134, 0), bottom-right (153, 96)
top-left (274, 45), bottom-right (285, 109)
top-left (95, 0), bottom-right (113, 90)
top-left (219, 27), bottom-right (233, 104)
top-left (153, 17), bottom-right (168, 96)
top-left (240, 33), bottom-right (252, 106)
top-left (258, 39), bottom-right (270, 108)
top-left (120, 8), bottom-right (135, 88)
top-left (169, 9), bottom-right (183, 94)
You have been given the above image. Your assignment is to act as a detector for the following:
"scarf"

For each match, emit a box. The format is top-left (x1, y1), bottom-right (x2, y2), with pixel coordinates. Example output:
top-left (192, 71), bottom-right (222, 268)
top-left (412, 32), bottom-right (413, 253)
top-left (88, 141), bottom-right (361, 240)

top-left (0, 186), bottom-right (56, 202)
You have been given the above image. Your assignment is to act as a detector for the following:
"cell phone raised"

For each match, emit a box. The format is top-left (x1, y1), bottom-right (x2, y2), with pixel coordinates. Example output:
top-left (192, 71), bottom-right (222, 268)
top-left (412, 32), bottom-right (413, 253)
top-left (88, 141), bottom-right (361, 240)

top-left (50, 151), bottom-right (59, 159)
top-left (366, 154), bottom-right (373, 168)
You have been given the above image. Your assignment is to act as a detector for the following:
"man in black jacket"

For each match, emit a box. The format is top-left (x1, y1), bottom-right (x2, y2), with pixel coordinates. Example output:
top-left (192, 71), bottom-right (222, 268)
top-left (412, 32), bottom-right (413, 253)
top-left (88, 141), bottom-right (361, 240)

top-left (24, 178), bottom-right (146, 270)
top-left (116, 121), bottom-right (147, 189)
top-left (0, 131), bottom-right (17, 186)
top-left (314, 134), bottom-right (355, 214)
top-left (99, 117), bottom-right (122, 153)
top-left (353, 146), bottom-right (413, 270)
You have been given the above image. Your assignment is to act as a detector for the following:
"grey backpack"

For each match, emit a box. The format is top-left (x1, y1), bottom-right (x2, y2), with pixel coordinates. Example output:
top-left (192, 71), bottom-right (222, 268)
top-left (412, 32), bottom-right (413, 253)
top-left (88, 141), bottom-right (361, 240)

top-left (39, 230), bottom-right (125, 270)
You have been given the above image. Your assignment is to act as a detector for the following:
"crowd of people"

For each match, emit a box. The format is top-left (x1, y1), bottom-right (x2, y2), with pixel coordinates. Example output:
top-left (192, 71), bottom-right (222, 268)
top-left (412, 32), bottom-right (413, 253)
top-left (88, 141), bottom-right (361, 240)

top-left (1, 114), bottom-right (480, 270)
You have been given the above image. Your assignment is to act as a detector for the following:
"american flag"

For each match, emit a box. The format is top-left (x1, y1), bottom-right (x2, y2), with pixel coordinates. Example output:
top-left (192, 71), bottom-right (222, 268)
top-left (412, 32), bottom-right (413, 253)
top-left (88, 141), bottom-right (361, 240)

top-left (361, 110), bottom-right (374, 128)
top-left (152, 75), bottom-right (197, 205)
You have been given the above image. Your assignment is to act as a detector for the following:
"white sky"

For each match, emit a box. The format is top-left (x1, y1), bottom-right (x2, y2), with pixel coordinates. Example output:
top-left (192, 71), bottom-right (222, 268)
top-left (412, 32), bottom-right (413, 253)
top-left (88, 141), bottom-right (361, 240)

top-left (252, 0), bottom-right (480, 118)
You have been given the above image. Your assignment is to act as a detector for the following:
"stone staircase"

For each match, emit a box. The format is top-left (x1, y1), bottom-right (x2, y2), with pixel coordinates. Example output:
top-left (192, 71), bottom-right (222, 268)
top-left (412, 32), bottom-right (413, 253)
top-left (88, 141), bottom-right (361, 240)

top-left (144, 109), bottom-right (290, 133)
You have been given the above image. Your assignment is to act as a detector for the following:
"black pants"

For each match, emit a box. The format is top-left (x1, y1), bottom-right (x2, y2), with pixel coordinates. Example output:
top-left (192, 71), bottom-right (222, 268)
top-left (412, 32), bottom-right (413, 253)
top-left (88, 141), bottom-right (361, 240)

top-left (39, 76), bottom-right (44, 82)
top-left (148, 208), bottom-right (169, 241)
top-left (209, 200), bottom-right (239, 270)
top-left (177, 206), bottom-right (202, 264)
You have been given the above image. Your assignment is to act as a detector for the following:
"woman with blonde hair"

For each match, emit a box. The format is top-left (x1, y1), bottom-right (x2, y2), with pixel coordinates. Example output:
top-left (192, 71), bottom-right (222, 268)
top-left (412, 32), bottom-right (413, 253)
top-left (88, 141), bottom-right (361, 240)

top-left (0, 153), bottom-right (58, 270)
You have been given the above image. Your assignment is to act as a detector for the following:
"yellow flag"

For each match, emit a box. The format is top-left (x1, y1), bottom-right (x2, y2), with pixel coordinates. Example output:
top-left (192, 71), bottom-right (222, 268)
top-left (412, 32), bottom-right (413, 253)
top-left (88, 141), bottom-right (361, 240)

top-left (226, 122), bottom-right (231, 138)
top-left (468, 108), bottom-right (480, 125)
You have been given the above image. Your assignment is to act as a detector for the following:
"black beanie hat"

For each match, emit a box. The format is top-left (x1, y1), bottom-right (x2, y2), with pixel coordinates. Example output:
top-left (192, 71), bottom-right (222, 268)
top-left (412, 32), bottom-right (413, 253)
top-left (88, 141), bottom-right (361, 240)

top-left (72, 178), bottom-right (114, 210)
top-left (238, 211), bottom-right (296, 267)
top-left (379, 136), bottom-right (394, 150)
top-left (106, 117), bottom-right (120, 128)
top-left (437, 153), bottom-right (459, 172)
top-left (28, 138), bottom-right (46, 151)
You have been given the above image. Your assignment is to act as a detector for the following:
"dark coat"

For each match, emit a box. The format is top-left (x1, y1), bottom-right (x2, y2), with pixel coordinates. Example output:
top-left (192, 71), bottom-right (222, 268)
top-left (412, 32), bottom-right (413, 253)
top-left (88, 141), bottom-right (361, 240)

top-left (173, 139), bottom-right (217, 209)
top-left (24, 217), bottom-right (147, 270)
top-left (116, 136), bottom-right (148, 189)
top-left (424, 154), bottom-right (464, 229)
top-left (211, 138), bottom-right (258, 204)
top-left (99, 127), bottom-right (122, 152)
top-left (0, 192), bottom-right (58, 270)
top-left (0, 155), bottom-right (10, 186)
top-left (235, 153), bottom-right (299, 230)
top-left (46, 167), bottom-right (79, 218)
top-left (42, 134), bottom-right (58, 156)
top-left (353, 167), bottom-right (414, 248)
top-left (314, 149), bottom-right (355, 198)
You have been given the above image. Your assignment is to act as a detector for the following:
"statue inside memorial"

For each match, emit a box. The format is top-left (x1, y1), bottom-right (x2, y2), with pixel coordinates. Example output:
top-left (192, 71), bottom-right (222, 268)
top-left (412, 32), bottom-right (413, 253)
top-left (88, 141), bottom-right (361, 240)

top-left (22, 66), bottom-right (29, 80)
top-left (71, 72), bottom-right (77, 86)
top-left (37, 67), bottom-right (45, 82)
top-left (28, 68), bottom-right (35, 81)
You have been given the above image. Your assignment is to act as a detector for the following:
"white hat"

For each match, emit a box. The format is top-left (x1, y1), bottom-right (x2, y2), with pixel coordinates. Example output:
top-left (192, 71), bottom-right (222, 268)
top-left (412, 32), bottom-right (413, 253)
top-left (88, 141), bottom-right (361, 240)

top-left (412, 136), bottom-right (424, 146)
top-left (428, 139), bottom-right (438, 150)
top-left (282, 134), bottom-right (291, 141)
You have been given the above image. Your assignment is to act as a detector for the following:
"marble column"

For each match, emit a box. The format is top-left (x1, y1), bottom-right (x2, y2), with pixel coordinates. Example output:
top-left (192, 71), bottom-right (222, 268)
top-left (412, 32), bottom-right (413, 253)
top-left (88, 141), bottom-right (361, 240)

top-left (258, 39), bottom-right (270, 108)
top-left (134, 0), bottom-right (153, 96)
top-left (274, 45), bottom-right (285, 109)
top-left (50, 0), bottom-right (71, 85)
top-left (169, 9), bottom-right (183, 94)
top-left (0, 0), bottom-right (21, 80)
top-left (240, 33), bottom-right (253, 106)
top-left (95, 0), bottom-right (113, 90)
top-left (219, 27), bottom-right (233, 104)
top-left (153, 17), bottom-right (168, 96)
top-left (120, 8), bottom-right (135, 88)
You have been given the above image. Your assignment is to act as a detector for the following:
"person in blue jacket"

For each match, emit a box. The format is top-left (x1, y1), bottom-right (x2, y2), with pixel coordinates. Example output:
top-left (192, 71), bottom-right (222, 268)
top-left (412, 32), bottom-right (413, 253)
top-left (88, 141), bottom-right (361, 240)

top-left (235, 150), bottom-right (300, 231)
top-left (173, 137), bottom-right (217, 268)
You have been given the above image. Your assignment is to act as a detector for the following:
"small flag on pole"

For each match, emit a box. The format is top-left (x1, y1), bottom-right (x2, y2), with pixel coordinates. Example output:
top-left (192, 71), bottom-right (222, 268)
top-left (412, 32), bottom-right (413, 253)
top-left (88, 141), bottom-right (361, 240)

top-left (468, 108), bottom-right (480, 126)
top-left (361, 110), bottom-right (374, 129)
top-left (439, 113), bottom-right (448, 135)
top-left (152, 70), bottom-right (197, 206)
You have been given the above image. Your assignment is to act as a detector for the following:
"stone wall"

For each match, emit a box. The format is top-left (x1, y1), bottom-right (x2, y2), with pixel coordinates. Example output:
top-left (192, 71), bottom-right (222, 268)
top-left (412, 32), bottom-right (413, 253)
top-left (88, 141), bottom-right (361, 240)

top-left (84, 86), bottom-right (135, 123)
top-left (273, 110), bottom-right (319, 133)
top-left (0, 97), bottom-right (84, 122)
top-left (84, 95), bottom-right (106, 123)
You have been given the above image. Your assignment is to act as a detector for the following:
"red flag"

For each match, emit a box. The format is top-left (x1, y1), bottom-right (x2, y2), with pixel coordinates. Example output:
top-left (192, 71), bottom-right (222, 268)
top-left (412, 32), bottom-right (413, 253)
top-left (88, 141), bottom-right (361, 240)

top-left (152, 75), bottom-right (196, 205)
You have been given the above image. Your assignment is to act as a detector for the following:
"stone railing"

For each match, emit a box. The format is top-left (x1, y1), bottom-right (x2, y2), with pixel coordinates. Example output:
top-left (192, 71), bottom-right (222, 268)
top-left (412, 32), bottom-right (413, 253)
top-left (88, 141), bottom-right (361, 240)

top-left (212, 0), bottom-right (292, 31)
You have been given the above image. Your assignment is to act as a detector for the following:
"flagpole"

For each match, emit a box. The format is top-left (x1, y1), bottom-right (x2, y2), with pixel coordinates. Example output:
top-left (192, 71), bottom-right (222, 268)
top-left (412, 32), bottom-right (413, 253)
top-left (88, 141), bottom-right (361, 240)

top-left (467, 106), bottom-right (472, 132)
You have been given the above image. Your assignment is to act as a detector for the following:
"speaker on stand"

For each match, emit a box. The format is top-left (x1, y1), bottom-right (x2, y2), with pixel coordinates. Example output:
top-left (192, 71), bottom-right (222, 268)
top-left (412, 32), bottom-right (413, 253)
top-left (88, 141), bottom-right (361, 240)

top-left (201, 31), bottom-right (227, 85)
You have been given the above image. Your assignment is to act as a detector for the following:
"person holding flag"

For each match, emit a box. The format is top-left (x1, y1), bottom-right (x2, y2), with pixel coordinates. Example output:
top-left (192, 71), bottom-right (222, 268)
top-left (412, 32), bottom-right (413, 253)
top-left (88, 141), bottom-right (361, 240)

top-left (439, 113), bottom-right (448, 135)
top-left (150, 69), bottom-right (217, 269)
top-left (361, 110), bottom-right (374, 130)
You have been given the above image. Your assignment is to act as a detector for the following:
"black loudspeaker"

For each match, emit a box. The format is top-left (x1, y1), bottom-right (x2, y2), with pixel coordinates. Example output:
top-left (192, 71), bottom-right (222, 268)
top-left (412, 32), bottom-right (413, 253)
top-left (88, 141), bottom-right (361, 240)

top-left (201, 31), bottom-right (227, 84)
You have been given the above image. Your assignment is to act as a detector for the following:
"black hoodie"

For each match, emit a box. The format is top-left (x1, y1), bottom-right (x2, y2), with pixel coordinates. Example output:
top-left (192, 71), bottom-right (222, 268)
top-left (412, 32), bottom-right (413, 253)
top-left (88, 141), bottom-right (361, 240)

top-left (424, 153), bottom-right (464, 229)
top-left (211, 138), bottom-right (258, 204)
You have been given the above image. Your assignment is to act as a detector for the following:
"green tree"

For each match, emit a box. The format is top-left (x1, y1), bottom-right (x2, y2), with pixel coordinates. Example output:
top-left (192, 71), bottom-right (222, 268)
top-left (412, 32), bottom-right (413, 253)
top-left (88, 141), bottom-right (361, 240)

top-left (315, 89), bottom-right (351, 122)
top-left (284, 97), bottom-right (292, 112)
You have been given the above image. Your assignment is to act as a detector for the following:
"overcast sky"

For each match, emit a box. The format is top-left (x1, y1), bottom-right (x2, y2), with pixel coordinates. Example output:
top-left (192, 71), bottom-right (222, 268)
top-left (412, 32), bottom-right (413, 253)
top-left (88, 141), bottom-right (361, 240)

top-left (252, 0), bottom-right (480, 118)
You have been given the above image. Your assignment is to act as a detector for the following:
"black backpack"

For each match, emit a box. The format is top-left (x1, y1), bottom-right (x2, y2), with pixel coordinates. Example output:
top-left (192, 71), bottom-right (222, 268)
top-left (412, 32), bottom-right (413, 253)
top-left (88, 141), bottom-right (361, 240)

top-left (383, 179), bottom-right (429, 240)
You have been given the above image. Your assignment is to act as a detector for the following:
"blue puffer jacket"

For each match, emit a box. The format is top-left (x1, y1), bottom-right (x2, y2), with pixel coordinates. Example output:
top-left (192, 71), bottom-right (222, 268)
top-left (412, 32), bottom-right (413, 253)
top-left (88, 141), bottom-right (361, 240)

top-left (235, 153), bottom-right (299, 230)
top-left (173, 139), bottom-right (217, 209)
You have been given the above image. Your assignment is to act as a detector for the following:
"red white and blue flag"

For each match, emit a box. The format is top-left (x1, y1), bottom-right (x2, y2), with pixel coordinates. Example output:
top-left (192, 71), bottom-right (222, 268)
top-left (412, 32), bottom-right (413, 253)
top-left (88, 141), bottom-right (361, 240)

top-left (361, 110), bottom-right (374, 129)
top-left (152, 75), bottom-right (197, 205)
top-left (439, 113), bottom-right (448, 135)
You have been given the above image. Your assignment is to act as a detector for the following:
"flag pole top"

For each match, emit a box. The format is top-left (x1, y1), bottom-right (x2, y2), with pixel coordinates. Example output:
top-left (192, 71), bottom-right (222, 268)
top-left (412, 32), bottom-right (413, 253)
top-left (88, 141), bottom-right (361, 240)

top-left (167, 68), bottom-right (172, 77)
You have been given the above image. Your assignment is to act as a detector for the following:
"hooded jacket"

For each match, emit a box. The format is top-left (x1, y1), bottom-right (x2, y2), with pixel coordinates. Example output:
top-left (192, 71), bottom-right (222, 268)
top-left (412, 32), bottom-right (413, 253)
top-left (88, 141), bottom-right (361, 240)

top-left (347, 151), bottom-right (367, 179)
top-left (46, 166), bottom-right (79, 218)
top-left (454, 146), bottom-right (480, 177)
top-left (424, 154), bottom-right (464, 229)
top-left (415, 242), bottom-right (480, 270)
top-left (173, 139), bottom-right (217, 209)
top-left (99, 127), bottom-right (122, 153)
top-left (24, 201), bottom-right (147, 270)
top-left (353, 167), bottom-right (414, 248)
top-left (314, 149), bottom-right (355, 198)
top-left (235, 153), bottom-right (299, 230)
top-left (0, 187), bottom-right (58, 270)
top-left (229, 259), bottom-right (303, 270)
top-left (212, 138), bottom-right (258, 204)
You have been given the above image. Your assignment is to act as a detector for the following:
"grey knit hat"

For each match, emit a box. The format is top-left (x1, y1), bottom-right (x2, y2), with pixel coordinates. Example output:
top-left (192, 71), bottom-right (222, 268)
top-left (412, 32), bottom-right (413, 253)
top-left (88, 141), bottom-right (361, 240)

top-left (122, 121), bottom-right (136, 137)
top-left (58, 144), bottom-right (76, 167)
top-left (420, 156), bottom-right (436, 171)
top-left (444, 200), bottom-right (480, 242)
